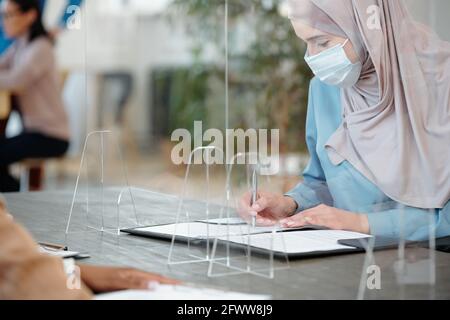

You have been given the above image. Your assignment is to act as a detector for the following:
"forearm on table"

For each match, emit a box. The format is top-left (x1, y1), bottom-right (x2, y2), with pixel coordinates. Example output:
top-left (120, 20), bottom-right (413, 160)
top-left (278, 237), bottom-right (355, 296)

top-left (366, 207), bottom-right (440, 241)
top-left (0, 205), bottom-right (92, 300)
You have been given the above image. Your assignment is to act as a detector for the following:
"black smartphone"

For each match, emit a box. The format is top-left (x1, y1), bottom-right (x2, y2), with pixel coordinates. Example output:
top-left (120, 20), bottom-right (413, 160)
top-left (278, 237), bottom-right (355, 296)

top-left (338, 237), bottom-right (416, 251)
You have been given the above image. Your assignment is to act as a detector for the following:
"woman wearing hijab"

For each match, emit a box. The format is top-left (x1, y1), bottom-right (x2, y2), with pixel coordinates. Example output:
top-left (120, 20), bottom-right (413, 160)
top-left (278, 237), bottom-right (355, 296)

top-left (239, 0), bottom-right (450, 241)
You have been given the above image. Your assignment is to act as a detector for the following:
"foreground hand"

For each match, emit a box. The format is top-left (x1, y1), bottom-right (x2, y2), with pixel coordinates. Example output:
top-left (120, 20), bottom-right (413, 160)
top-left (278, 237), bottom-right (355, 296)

top-left (279, 204), bottom-right (370, 234)
top-left (238, 191), bottom-right (298, 226)
top-left (78, 265), bottom-right (180, 293)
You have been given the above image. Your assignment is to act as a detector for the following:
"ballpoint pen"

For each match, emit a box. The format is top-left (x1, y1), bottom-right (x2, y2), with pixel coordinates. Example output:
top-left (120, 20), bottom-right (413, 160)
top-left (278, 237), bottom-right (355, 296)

top-left (38, 242), bottom-right (68, 251)
top-left (250, 166), bottom-right (258, 228)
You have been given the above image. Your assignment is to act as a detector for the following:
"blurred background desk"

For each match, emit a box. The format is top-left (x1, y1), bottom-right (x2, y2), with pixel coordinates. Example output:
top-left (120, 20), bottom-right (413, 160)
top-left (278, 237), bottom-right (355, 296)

top-left (4, 190), bottom-right (450, 300)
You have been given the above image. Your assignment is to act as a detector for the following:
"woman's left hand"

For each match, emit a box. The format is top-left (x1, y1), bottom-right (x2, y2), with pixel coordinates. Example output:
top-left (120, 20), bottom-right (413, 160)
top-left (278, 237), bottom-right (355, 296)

top-left (279, 204), bottom-right (370, 234)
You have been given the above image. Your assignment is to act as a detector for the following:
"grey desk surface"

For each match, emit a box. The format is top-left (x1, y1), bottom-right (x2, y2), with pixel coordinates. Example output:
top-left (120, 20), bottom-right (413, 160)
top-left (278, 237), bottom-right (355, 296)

top-left (4, 190), bottom-right (450, 300)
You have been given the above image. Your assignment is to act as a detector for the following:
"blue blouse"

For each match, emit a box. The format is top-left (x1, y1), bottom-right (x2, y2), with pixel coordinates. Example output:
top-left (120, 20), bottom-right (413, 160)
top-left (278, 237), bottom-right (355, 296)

top-left (286, 78), bottom-right (450, 241)
top-left (0, 0), bottom-right (83, 54)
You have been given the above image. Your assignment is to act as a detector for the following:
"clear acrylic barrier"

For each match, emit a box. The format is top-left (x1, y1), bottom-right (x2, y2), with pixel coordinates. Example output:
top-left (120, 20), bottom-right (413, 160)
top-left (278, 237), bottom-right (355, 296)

top-left (389, 1), bottom-right (439, 299)
top-left (355, 188), bottom-right (437, 300)
top-left (166, 149), bottom-right (289, 279)
top-left (117, 187), bottom-right (180, 228)
top-left (167, 146), bottom-right (229, 265)
top-left (356, 189), bottom-right (436, 300)
top-left (207, 152), bottom-right (290, 279)
top-left (354, 189), bottom-right (385, 301)
top-left (394, 205), bottom-right (436, 299)
top-left (356, 236), bottom-right (377, 300)
top-left (362, 206), bottom-right (437, 300)
top-left (65, 131), bottom-right (138, 243)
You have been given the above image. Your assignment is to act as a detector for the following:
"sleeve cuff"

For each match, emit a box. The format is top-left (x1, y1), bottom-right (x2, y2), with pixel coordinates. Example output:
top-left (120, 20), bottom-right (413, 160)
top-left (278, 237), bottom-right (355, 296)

top-left (366, 211), bottom-right (399, 239)
top-left (285, 187), bottom-right (321, 214)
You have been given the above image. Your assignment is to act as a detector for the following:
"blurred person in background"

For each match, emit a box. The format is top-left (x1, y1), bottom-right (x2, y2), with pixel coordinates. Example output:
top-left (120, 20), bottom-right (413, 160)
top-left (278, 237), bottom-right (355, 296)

top-left (0, 0), bottom-right (70, 192)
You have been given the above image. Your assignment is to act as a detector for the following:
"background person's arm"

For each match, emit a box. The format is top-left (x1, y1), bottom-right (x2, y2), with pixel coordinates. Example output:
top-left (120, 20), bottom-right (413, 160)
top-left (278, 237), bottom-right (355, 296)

top-left (0, 39), bottom-right (53, 93)
top-left (0, 44), bottom-right (16, 71)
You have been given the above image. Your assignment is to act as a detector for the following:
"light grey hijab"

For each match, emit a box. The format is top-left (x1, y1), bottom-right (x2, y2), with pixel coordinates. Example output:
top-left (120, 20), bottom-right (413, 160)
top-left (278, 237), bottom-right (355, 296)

top-left (289, 0), bottom-right (450, 209)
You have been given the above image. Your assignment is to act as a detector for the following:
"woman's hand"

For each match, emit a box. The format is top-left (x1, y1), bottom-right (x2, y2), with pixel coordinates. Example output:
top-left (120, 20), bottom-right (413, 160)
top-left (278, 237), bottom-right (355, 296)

top-left (238, 191), bottom-right (298, 226)
top-left (279, 204), bottom-right (370, 234)
top-left (78, 265), bottom-right (180, 293)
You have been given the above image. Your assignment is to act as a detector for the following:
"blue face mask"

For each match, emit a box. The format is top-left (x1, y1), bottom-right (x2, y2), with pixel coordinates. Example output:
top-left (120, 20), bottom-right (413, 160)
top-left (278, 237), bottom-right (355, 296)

top-left (304, 39), bottom-right (362, 88)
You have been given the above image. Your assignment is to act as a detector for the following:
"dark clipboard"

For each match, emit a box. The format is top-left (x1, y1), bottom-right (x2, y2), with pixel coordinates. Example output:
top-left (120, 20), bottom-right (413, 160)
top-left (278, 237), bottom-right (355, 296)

top-left (121, 224), bottom-right (204, 245)
top-left (122, 224), bottom-right (450, 259)
top-left (219, 239), bottom-right (363, 260)
top-left (234, 236), bottom-right (420, 260)
top-left (337, 237), bottom-right (416, 251)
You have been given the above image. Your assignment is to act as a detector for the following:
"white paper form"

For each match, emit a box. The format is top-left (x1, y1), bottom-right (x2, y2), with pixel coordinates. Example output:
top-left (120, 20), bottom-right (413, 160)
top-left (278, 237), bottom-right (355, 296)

top-left (196, 217), bottom-right (246, 225)
top-left (221, 230), bottom-right (371, 254)
top-left (134, 222), bottom-right (283, 239)
top-left (130, 222), bottom-right (326, 239)
top-left (95, 284), bottom-right (270, 300)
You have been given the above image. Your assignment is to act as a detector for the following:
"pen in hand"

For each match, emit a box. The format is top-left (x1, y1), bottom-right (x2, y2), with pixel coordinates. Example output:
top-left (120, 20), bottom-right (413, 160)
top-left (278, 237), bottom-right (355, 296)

top-left (250, 167), bottom-right (258, 228)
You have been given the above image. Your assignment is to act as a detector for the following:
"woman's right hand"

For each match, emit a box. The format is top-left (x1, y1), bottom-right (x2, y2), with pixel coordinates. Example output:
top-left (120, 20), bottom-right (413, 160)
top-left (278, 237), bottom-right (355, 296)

top-left (237, 191), bottom-right (298, 226)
